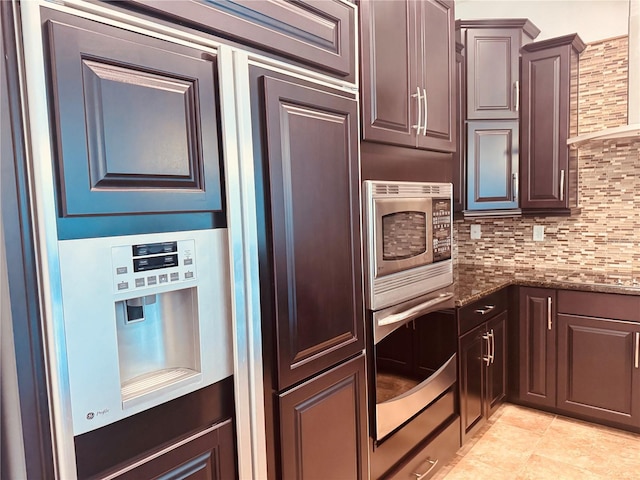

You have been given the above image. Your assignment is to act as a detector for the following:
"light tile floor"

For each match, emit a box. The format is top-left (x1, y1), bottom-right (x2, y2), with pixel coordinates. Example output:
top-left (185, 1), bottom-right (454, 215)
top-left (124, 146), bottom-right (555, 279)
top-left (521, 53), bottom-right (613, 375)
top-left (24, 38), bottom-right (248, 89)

top-left (433, 403), bottom-right (640, 479)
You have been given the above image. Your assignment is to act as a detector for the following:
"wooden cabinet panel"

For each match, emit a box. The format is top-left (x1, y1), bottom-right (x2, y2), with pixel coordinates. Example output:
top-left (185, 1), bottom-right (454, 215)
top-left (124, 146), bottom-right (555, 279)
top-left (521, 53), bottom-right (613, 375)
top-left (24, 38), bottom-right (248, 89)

top-left (45, 15), bottom-right (222, 217)
top-left (453, 39), bottom-right (466, 213)
top-left (557, 314), bottom-right (640, 427)
top-left (459, 323), bottom-right (486, 442)
top-left (518, 288), bottom-right (556, 408)
top-left (465, 28), bottom-right (520, 120)
top-left (486, 312), bottom-right (507, 417)
top-left (114, 420), bottom-right (236, 480)
top-left (128, 0), bottom-right (356, 81)
top-left (279, 355), bottom-right (368, 480)
top-left (466, 121), bottom-right (519, 210)
top-left (360, 0), bottom-right (455, 152)
top-left (261, 75), bottom-right (364, 390)
top-left (520, 35), bottom-right (585, 212)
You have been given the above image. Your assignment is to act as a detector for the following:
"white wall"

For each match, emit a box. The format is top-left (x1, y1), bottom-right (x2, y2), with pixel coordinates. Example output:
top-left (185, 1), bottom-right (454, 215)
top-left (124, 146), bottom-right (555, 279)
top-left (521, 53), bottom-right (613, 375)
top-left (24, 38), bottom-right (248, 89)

top-left (455, 0), bottom-right (630, 43)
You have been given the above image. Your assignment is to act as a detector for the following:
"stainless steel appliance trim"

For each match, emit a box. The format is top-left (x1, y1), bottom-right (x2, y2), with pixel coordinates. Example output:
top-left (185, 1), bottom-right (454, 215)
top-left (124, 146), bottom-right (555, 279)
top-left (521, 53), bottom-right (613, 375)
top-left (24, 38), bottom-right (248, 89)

top-left (376, 293), bottom-right (454, 327)
top-left (373, 285), bottom-right (455, 344)
top-left (423, 87), bottom-right (428, 135)
top-left (376, 354), bottom-right (456, 440)
top-left (412, 86), bottom-right (423, 133)
top-left (560, 169), bottom-right (565, 201)
top-left (413, 458), bottom-right (438, 480)
top-left (635, 332), bottom-right (639, 369)
top-left (547, 297), bottom-right (553, 330)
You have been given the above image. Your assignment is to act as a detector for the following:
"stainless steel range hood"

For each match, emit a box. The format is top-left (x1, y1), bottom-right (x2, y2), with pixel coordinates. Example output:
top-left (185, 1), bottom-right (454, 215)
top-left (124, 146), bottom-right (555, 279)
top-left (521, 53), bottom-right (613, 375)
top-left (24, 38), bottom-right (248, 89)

top-left (567, 0), bottom-right (640, 147)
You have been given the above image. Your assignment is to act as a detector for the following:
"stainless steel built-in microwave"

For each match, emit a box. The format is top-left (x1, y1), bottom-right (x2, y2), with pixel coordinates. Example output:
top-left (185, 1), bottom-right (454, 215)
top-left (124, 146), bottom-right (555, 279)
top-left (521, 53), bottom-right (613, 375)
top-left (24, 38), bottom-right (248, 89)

top-left (364, 180), bottom-right (453, 311)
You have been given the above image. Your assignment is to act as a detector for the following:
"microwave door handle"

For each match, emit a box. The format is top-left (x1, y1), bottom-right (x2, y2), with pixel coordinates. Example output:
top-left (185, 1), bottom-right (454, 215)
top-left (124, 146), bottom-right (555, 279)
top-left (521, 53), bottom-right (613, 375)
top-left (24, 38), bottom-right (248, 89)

top-left (377, 293), bottom-right (454, 327)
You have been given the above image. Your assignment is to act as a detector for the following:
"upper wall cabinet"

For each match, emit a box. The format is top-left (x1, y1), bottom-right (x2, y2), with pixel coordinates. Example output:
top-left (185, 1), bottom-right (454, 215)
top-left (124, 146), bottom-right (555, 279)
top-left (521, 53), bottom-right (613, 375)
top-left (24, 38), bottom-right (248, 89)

top-left (520, 34), bottom-right (585, 214)
top-left (360, 0), bottom-right (456, 153)
top-left (45, 13), bottom-right (223, 219)
top-left (127, 0), bottom-right (356, 82)
top-left (460, 19), bottom-right (540, 120)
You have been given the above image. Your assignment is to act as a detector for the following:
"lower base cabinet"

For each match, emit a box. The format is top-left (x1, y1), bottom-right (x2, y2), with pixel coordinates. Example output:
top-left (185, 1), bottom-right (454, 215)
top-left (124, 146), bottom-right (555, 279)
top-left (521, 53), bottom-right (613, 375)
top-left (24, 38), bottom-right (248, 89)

top-left (279, 354), bottom-right (368, 480)
top-left (114, 419), bottom-right (236, 480)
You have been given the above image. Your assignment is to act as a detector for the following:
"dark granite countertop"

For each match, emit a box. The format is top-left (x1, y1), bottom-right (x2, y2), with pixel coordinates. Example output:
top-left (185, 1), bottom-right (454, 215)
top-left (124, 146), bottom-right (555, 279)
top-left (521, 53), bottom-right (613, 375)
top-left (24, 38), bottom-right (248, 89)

top-left (454, 263), bottom-right (640, 307)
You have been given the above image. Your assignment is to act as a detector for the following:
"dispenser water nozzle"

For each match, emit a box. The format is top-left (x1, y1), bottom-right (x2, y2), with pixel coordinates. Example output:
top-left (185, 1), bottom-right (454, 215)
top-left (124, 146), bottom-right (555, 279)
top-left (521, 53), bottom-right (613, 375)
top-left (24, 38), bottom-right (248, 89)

top-left (125, 295), bottom-right (157, 323)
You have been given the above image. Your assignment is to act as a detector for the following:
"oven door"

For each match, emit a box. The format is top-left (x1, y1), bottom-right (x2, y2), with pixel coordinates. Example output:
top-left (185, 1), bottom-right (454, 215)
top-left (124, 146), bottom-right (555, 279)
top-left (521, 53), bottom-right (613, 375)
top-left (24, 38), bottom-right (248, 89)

top-left (373, 197), bottom-right (433, 278)
top-left (372, 287), bottom-right (456, 441)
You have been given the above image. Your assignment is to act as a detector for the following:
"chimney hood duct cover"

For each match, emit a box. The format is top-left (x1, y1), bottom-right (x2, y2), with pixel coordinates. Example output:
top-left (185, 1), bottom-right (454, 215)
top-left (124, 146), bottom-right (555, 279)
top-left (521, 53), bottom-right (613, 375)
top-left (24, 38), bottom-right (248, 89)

top-left (567, 0), bottom-right (640, 147)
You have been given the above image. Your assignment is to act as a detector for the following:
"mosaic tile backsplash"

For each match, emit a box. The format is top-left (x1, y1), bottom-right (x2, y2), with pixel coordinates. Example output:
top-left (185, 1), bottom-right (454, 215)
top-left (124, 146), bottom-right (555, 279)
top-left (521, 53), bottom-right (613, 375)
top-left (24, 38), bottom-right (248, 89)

top-left (455, 36), bottom-right (640, 273)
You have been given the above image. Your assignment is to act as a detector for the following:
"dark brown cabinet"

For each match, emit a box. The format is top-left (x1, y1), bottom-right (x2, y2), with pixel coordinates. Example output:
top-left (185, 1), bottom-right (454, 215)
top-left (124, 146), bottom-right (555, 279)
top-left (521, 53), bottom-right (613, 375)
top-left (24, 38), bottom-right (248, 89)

top-left (466, 121), bottom-right (519, 211)
top-left (518, 287), bottom-right (556, 409)
top-left (453, 37), bottom-right (466, 213)
top-left (556, 290), bottom-right (640, 428)
top-left (459, 19), bottom-right (539, 120)
top-left (127, 0), bottom-right (356, 81)
top-left (458, 290), bottom-right (508, 443)
top-left (360, 0), bottom-right (455, 152)
top-left (279, 354), bottom-right (368, 480)
top-left (520, 34), bottom-right (585, 213)
top-left (251, 68), bottom-right (365, 479)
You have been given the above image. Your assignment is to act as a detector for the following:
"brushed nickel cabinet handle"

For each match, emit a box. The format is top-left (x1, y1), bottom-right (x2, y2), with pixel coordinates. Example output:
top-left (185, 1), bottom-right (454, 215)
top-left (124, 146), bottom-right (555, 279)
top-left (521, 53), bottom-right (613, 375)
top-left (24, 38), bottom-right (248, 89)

top-left (474, 305), bottom-right (496, 315)
top-left (412, 87), bottom-right (423, 134)
top-left (482, 333), bottom-right (491, 366)
top-left (514, 80), bottom-right (520, 112)
top-left (423, 87), bottom-right (428, 136)
top-left (413, 458), bottom-right (438, 480)
top-left (635, 332), bottom-right (639, 369)
top-left (560, 169), bottom-right (565, 201)
top-left (513, 172), bottom-right (519, 202)
top-left (547, 297), bottom-right (552, 330)
top-left (491, 328), bottom-right (496, 364)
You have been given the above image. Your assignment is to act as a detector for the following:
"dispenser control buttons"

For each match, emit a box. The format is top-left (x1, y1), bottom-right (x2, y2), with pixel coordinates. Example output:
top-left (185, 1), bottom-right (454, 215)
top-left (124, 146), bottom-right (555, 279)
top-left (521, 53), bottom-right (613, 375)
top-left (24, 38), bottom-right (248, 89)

top-left (132, 241), bottom-right (177, 257)
top-left (170, 272), bottom-right (180, 281)
top-left (185, 271), bottom-right (194, 279)
top-left (116, 266), bottom-right (128, 275)
top-left (133, 254), bottom-right (178, 272)
top-left (159, 274), bottom-right (168, 284)
top-left (135, 278), bottom-right (145, 288)
top-left (147, 276), bottom-right (157, 286)
top-left (117, 281), bottom-right (129, 291)
top-left (184, 258), bottom-right (193, 266)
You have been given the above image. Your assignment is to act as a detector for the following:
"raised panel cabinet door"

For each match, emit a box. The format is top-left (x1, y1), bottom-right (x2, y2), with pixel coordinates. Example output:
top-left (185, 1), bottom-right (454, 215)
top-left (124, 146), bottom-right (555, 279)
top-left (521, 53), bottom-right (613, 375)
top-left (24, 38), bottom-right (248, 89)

top-left (518, 288), bottom-right (556, 408)
top-left (557, 314), bottom-right (640, 428)
top-left (416, 0), bottom-right (456, 152)
top-left (261, 76), bottom-right (364, 390)
top-left (486, 311), bottom-right (507, 417)
top-left (45, 14), bottom-right (222, 217)
top-left (466, 28), bottom-right (520, 120)
top-left (459, 323), bottom-right (486, 442)
top-left (360, 0), bottom-right (419, 148)
top-left (466, 121), bottom-right (519, 211)
top-left (279, 355), bottom-right (368, 480)
top-left (128, 0), bottom-right (356, 81)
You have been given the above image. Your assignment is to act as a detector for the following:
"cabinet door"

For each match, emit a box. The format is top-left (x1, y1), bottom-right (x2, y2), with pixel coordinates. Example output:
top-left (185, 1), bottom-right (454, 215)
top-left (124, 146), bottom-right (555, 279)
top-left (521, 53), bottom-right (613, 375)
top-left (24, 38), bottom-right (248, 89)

top-left (466, 28), bottom-right (520, 119)
top-left (416, 0), bottom-right (456, 152)
top-left (261, 76), bottom-right (364, 390)
top-left (459, 323), bottom-right (486, 442)
top-left (466, 121), bottom-right (519, 211)
top-left (279, 355), bottom-right (368, 480)
top-left (518, 288), bottom-right (556, 408)
top-left (453, 40), bottom-right (466, 213)
top-left (360, 0), bottom-right (418, 148)
top-left (557, 314), bottom-right (640, 428)
top-left (486, 311), bottom-right (507, 417)
top-left (520, 45), bottom-right (570, 210)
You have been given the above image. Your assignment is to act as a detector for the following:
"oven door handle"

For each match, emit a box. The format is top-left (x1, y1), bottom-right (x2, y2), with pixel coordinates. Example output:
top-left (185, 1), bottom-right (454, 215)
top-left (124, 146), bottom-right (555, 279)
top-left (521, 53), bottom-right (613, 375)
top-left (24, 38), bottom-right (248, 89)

top-left (377, 293), bottom-right (454, 327)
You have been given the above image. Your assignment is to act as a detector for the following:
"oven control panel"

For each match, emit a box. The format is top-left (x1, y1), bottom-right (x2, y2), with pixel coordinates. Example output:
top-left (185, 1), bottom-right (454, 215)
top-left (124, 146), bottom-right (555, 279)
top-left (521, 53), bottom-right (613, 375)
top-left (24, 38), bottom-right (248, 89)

top-left (432, 199), bottom-right (451, 262)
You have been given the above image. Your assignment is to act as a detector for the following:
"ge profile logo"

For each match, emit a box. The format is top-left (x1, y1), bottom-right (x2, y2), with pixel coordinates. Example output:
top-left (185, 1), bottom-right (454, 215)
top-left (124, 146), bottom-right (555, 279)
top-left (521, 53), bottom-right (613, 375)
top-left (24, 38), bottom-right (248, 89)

top-left (86, 412), bottom-right (95, 420)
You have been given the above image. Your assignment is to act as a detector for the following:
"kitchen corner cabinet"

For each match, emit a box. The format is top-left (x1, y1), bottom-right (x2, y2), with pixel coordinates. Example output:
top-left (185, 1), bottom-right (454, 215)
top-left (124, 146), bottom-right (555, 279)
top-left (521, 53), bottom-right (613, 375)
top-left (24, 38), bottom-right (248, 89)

top-left (518, 287), bottom-right (557, 409)
top-left (360, 0), bottom-right (456, 152)
top-left (458, 290), bottom-right (508, 443)
top-left (520, 34), bottom-right (586, 213)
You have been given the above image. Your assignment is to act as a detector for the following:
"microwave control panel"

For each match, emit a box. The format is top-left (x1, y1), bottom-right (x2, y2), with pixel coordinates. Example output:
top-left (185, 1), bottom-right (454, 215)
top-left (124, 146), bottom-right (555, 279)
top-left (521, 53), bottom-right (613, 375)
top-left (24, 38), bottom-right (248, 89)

top-left (432, 199), bottom-right (451, 262)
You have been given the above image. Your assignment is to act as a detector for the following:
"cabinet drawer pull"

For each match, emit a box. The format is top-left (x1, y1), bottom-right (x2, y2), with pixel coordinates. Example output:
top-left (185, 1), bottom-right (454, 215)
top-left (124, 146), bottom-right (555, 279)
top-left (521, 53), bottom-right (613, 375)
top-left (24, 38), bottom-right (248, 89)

top-left (482, 333), bottom-right (491, 366)
top-left (490, 328), bottom-right (495, 365)
top-left (413, 458), bottom-right (438, 480)
top-left (512, 172), bottom-right (519, 202)
top-left (560, 169), bottom-right (565, 201)
top-left (412, 87), bottom-right (423, 134)
top-left (547, 297), bottom-right (552, 330)
top-left (514, 80), bottom-right (520, 112)
top-left (423, 87), bottom-right (428, 136)
top-left (474, 305), bottom-right (495, 315)
top-left (635, 332), bottom-right (639, 369)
